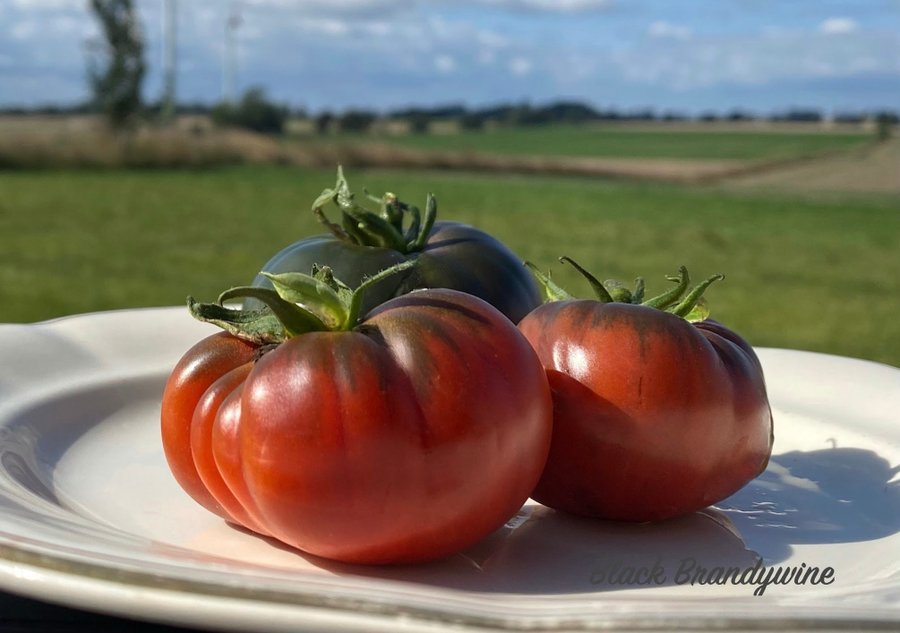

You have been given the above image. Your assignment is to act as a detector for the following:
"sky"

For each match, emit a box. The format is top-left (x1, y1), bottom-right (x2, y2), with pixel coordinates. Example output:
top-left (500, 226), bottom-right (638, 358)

top-left (1, 0), bottom-right (898, 114)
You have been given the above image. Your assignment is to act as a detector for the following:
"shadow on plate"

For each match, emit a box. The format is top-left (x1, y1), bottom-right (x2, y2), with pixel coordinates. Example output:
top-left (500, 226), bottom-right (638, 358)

top-left (275, 447), bottom-right (900, 594)
top-left (251, 505), bottom-right (758, 594)
top-left (716, 447), bottom-right (900, 562)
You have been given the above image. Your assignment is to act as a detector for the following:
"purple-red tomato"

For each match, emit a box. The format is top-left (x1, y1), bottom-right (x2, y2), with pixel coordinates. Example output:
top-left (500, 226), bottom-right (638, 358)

top-left (162, 288), bottom-right (553, 564)
top-left (518, 263), bottom-right (773, 522)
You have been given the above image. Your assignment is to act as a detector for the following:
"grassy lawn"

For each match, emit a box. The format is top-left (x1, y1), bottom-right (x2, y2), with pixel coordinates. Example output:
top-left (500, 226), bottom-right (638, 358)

top-left (1, 166), bottom-right (897, 367)
top-left (306, 125), bottom-right (873, 161)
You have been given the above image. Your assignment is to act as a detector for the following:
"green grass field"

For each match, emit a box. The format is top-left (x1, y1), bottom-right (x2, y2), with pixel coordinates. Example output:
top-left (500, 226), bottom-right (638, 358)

top-left (310, 125), bottom-right (872, 161)
top-left (1, 166), bottom-right (898, 367)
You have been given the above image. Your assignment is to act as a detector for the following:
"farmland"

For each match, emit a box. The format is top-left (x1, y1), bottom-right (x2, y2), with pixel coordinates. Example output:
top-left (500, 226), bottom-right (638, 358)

top-left (1, 163), bottom-right (898, 367)
top-left (307, 123), bottom-right (873, 161)
top-left (0, 115), bottom-right (883, 186)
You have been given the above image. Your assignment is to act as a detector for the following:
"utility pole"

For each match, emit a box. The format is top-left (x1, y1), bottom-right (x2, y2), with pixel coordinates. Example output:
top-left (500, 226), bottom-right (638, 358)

top-left (223, 4), bottom-right (242, 103)
top-left (161, 0), bottom-right (177, 122)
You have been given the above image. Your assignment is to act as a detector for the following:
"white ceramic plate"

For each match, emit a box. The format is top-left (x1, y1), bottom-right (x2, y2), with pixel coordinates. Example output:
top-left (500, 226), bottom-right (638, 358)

top-left (0, 307), bottom-right (898, 632)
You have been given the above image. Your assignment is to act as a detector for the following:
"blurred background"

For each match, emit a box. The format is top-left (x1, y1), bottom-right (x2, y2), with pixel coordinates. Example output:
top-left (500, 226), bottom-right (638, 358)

top-left (0, 0), bottom-right (897, 366)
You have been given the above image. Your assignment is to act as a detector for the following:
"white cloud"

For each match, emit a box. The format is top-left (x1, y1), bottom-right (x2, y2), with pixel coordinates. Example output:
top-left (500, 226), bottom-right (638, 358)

top-left (614, 27), bottom-right (900, 90)
top-left (297, 17), bottom-right (351, 36)
top-left (11, 20), bottom-right (38, 41)
top-left (242, 0), bottom-right (414, 18)
top-left (362, 21), bottom-right (393, 37)
top-left (509, 56), bottom-right (533, 76)
top-left (647, 21), bottom-right (691, 40)
top-left (48, 14), bottom-right (94, 36)
top-left (434, 54), bottom-right (457, 73)
top-left (478, 0), bottom-right (613, 12)
top-left (11, 0), bottom-right (81, 9)
top-left (477, 30), bottom-right (510, 49)
top-left (478, 49), bottom-right (497, 64)
top-left (819, 17), bottom-right (858, 35)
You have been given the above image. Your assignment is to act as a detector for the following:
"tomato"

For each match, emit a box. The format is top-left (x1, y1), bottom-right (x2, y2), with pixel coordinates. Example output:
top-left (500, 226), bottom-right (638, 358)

top-left (248, 168), bottom-right (540, 323)
top-left (162, 264), bottom-right (552, 564)
top-left (518, 260), bottom-right (773, 522)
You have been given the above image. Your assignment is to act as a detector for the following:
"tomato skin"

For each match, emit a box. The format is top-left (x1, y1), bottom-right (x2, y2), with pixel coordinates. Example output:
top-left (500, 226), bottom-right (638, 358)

top-left (250, 222), bottom-right (541, 323)
top-left (518, 300), bottom-right (773, 522)
top-left (161, 289), bottom-right (553, 564)
top-left (160, 332), bottom-right (258, 519)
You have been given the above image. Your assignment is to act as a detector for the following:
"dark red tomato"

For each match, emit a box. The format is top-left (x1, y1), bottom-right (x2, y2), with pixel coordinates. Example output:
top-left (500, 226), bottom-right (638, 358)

top-left (517, 265), bottom-right (773, 522)
top-left (161, 289), bottom-right (553, 564)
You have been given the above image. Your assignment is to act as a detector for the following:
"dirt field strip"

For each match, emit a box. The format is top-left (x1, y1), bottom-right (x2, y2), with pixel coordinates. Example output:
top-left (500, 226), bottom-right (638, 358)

top-left (0, 114), bottom-right (887, 189)
top-left (724, 138), bottom-right (900, 194)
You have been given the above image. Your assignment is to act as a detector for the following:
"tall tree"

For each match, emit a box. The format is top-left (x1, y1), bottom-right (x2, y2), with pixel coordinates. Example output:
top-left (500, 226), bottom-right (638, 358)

top-left (87, 0), bottom-right (146, 129)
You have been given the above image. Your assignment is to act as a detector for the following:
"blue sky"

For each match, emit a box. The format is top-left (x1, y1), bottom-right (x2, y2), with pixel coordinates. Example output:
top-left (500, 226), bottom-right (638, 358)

top-left (1, 0), bottom-right (898, 114)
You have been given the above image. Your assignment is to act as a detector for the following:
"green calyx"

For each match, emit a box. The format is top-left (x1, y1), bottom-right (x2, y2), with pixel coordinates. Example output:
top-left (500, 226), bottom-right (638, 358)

top-left (313, 166), bottom-right (436, 254)
top-left (188, 260), bottom-right (416, 344)
top-left (526, 257), bottom-right (724, 323)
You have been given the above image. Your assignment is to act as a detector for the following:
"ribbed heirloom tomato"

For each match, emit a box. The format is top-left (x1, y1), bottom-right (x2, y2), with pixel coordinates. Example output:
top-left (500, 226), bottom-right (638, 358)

top-left (518, 258), bottom-right (773, 522)
top-left (247, 168), bottom-right (541, 323)
top-left (161, 263), bottom-right (553, 564)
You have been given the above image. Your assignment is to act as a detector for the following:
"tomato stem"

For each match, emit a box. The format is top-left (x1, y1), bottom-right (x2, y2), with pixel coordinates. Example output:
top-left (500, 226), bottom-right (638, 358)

top-left (671, 274), bottom-right (724, 318)
top-left (187, 297), bottom-right (286, 344)
top-left (217, 287), bottom-right (329, 337)
top-left (559, 257), bottom-right (614, 303)
top-left (188, 261), bottom-right (418, 342)
top-left (410, 194), bottom-right (437, 252)
top-left (527, 259), bottom-right (724, 322)
top-left (642, 266), bottom-right (689, 309)
top-left (524, 262), bottom-right (573, 302)
top-left (311, 167), bottom-right (438, 255)
top-left (632, 277), bottom-right (646, 303)
top-left (343, 260), bottom-right (417, 329)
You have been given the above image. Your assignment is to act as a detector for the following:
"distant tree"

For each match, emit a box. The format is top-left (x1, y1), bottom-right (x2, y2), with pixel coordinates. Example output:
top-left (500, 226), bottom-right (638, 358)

top-left (87, 0), bottom-right (146, 130)
top-left (315, 112), bottom-right (334, 135)
top-left (874, 111), bottom-right (897, 142)
top-left (726, 109), bottom-right (753, 121)
top-left (339, 110), bottom-right (376, 133)
top-left (408, 114), bottom-right (430, 134)
top-left (628, 108), bottom-right (656, 121)
top-left (661, 111), bottom-right (687, 122)
top-left (541, 101), bottom-right (598, 124)
top-left (459, 113), bottom-right (485, 131)
top-left (211, 87), bottom-right (288, 134)
top-left (834, 112), bottom-right (865, 124)
top-left (784, 108), bottom-right (822, 122)
top-left (389, 104), bottom-right (466, 121)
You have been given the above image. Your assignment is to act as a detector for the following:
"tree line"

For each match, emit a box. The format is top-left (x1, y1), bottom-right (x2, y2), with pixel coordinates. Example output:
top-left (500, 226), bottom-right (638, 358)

top-left (5, 93), bottom-right (897, 133)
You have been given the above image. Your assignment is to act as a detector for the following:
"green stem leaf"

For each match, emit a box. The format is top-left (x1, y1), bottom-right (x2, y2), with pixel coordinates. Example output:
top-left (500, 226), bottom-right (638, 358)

top-left (262, 270), bottom-right (347, 329)
top-left (642, 265), bottom-right (689, 309)
top-left (631, 277), bottom-right (646, 304)
top-left (603, 279), bottom-right (633, 303)
top-left (188, 297), bottom-right (287, 344)
top-left (352, 208), bottom-right (408, 252)
top-left (525, 261), bottom-right (572, 303)
top-left (343, 260), bottom-right (417, 328)
top-left (559, 256), bottom-right (614, 303)
top-left (402, 203), bottom-right (421, 246)
top-left (670, 274), bottom-right (725, 318)
top-left (217, 286), bottom-right (329, 337)
top-left (409, 193), bottom-right (436, 252)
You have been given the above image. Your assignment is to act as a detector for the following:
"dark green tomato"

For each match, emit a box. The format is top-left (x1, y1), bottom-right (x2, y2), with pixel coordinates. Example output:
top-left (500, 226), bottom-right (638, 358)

top-left (249, 221), bottom-right (541, 323)
top-left (249, 236), bottom-right (408, 314)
